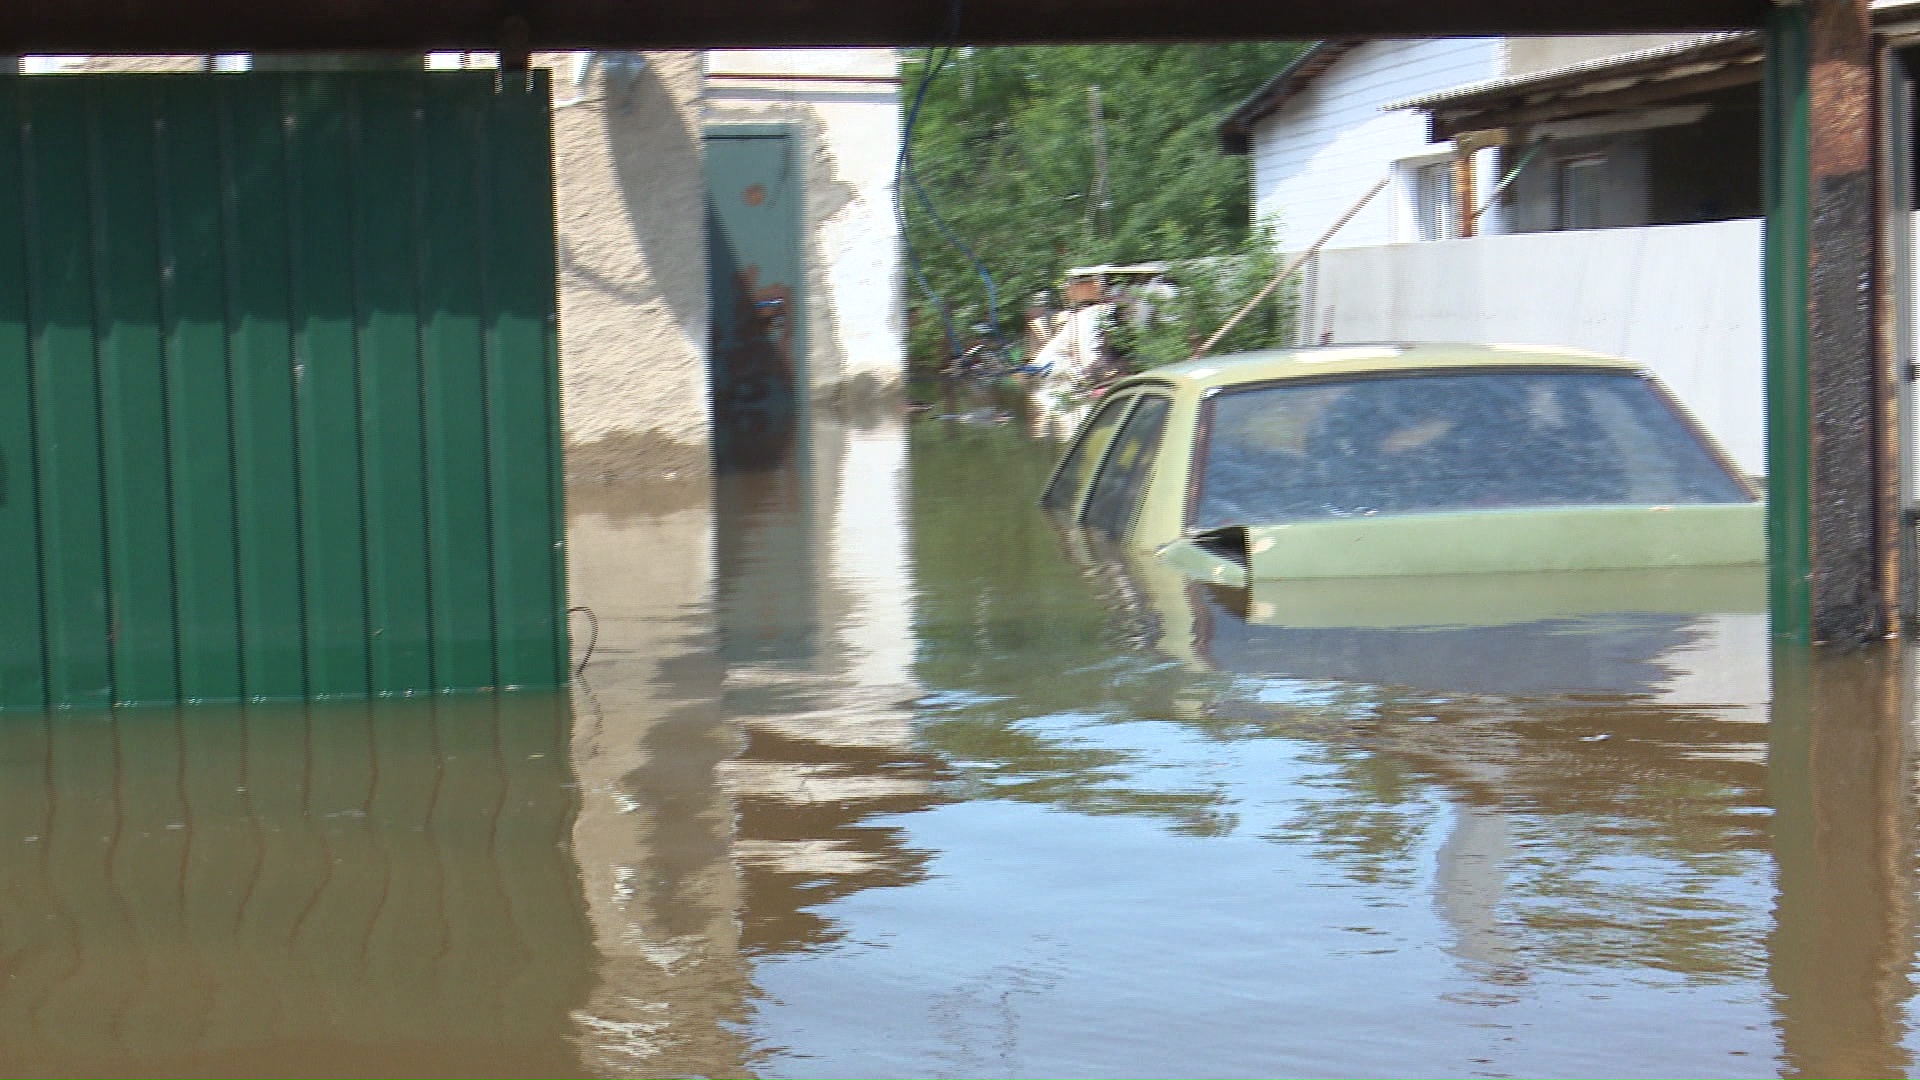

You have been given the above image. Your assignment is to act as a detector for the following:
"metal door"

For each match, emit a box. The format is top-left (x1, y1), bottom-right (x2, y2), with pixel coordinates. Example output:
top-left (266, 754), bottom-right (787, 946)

top-left (705, 125), bottom-right (805, 472)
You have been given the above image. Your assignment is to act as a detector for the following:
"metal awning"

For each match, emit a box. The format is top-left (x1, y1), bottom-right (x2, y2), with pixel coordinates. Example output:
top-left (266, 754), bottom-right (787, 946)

top-left (1384, 32), bottom-right (1762, 141)
top-left (0, 0), bottom-right (1769, 56)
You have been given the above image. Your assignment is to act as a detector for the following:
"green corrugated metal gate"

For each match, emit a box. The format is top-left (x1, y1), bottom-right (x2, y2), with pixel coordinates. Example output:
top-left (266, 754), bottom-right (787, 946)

top-left (0, 71), bottom-right (568, 711)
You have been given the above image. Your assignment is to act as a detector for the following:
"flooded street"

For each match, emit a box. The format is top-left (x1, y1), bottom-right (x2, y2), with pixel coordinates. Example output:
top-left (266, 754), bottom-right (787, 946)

top-left (3, 411), bottom-right (1918, 1077)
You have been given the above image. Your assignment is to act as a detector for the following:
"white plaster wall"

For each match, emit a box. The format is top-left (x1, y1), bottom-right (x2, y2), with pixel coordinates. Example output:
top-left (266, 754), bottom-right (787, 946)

top-left (1309, 218), bottom-right (1765, 476)
top-left (1249, 39), bottom-right (1502, 251)
top-left (706, 49), bottom-right (905, 406)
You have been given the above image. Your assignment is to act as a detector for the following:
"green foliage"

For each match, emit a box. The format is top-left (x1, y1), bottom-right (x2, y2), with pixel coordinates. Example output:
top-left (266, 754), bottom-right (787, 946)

top-left (901, 43), bottom-right (1309, 367)
top-left (1102, 224), bottom-right (1297, 369)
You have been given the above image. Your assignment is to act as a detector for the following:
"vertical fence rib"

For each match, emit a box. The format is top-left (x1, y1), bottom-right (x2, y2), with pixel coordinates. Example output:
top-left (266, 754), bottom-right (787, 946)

top-left (160, 78), bottom-right (245, 704)
top-left (94, 83), bottom-right (183, 706)
top-left (0, 76), bottom-right (49, 711)
top-left (25, 79), bottom-right (114, 708)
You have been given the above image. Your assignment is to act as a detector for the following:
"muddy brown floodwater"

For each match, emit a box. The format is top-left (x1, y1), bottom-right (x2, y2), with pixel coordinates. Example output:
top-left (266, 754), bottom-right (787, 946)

top-left (3, 413), bottom-right (1918, 1078)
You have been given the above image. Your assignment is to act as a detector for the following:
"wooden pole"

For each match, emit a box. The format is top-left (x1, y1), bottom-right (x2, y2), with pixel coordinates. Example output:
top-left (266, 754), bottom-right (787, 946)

top-left (1191, 175), bottom-right (1389, 361)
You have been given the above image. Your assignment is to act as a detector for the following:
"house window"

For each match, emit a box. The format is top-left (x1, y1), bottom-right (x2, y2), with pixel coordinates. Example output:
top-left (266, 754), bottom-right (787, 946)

top-left (1558, 156), bottom-right (1607, 230)
top-left (1415, 161), bottom-right (1456, 241)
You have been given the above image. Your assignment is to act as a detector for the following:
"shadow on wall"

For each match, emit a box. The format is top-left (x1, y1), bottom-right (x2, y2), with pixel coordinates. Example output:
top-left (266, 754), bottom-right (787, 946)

top-left (592, 58), bottom-right (708, 336)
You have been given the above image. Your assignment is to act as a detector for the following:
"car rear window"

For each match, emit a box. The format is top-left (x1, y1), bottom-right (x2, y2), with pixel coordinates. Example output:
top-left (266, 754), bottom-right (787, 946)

top-left (1192, 369), bottom-right (1752, 529)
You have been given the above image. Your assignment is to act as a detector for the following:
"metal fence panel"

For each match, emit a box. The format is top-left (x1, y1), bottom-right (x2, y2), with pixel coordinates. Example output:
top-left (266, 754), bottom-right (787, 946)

top-left (0, 71), bottom-right (567, 710)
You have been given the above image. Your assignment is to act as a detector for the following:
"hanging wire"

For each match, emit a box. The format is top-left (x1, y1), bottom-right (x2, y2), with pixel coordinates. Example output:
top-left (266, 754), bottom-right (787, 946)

top-left (896, 44), bottom-right (962, 358)
top-left (895, 0), bottom-right (1009, 351)
top-left (567, 605), bottom-right (598, 679)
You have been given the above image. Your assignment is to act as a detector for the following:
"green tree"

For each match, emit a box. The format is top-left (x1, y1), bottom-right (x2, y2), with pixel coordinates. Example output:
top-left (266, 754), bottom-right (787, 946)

top-left (1101, 222), bottom-right (1297, 369)
top-left (900, 43), bottom-right (1308, 368)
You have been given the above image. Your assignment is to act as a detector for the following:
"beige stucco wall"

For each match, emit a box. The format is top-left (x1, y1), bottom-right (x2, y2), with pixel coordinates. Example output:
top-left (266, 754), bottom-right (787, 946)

top-left (549, 51), bottom-right (715, 482)
top-left (705, 49), bottom-right (905, 414)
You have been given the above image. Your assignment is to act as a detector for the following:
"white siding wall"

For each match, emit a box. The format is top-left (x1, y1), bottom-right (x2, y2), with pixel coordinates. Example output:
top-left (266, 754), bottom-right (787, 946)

top-left (1307, 219), bottom-right (1765, 475)
top-left (1250, 39), bottom-right (1502, 251)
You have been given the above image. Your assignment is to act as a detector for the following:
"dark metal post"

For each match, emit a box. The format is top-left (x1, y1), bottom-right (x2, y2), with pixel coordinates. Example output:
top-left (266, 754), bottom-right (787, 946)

top-left (1765, 4), bottom-right (1815, 644)
top-left (1765, 0), bottom-right (1896, 645)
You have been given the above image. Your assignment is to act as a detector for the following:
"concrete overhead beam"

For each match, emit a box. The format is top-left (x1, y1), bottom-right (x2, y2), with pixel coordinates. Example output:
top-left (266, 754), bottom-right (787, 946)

top-left (0, 0), bottom-right (1770, 55)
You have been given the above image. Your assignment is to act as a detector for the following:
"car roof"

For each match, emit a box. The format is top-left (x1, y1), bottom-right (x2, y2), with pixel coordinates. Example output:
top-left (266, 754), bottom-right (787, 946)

top-left (1114, 343), bottom-right (1645, 396)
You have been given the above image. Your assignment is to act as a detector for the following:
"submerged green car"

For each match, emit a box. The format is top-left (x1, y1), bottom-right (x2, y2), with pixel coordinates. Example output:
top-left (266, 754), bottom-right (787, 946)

top-left (1042, 344), bottom-right (1763, 588)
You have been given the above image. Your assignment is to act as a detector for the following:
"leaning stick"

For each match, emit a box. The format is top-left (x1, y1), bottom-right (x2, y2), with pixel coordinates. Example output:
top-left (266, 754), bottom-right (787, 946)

top-left (1191, 174), bottom-right (1390, 361)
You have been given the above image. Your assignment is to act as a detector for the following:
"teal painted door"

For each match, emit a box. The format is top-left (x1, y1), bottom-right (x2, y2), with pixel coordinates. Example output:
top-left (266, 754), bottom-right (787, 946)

top-left (705, 126), bottom-right (805, 472)
top-left (705, 126), bottom-right (818, 661)
top-left (0, 71), bottom-right (568, 710)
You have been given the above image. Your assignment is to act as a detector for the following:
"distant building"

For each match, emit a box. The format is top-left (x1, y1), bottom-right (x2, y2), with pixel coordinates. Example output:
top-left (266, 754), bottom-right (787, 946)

top-left (1215, 36), bottom-right (1772, 476)
top-left (1217, 35), bottom-right (1754, 249)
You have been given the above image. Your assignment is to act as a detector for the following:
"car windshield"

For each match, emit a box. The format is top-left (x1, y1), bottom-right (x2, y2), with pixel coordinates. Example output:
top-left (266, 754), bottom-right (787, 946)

top-left (1192, 369), bottom-right (1752, 529)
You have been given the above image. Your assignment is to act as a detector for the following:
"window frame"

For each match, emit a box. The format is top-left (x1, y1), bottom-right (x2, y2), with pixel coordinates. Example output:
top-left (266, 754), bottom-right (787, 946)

top-left (1040, 390), bottom-right (1141, 519)
top-left (1414, 159), bottom-right (1456, 242)
top-left (1081, 392), bottom-right (1174, 540)
top-left (1557, 154), bottom-right (1608, 231)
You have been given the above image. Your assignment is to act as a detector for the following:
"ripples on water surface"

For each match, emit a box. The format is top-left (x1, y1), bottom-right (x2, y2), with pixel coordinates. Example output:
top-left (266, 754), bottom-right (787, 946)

top-left (2, 412), bottom-right (1917, 1077)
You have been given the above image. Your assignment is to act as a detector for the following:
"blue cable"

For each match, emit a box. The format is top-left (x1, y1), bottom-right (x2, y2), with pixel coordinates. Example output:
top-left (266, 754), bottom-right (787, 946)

top-left (897, 0), bottom-right (1009, 352)
top-left (905, 154), bottom-right (1001, 341)
top-left (896, 44), bottom-right (960, 357)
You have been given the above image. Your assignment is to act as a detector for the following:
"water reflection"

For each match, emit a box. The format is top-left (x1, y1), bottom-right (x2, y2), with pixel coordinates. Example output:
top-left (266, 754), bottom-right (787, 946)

top-left (566, 408), bottom-right (941, 1076)
top-left (9, 409), bottom-right (1920, 1076)
top-left (896, 419), bottom-right (1916, 1075)
top-left (0, 697), bottom-right (592, 1078)
top-left (1769, 647), bottom-right (1917, 1079)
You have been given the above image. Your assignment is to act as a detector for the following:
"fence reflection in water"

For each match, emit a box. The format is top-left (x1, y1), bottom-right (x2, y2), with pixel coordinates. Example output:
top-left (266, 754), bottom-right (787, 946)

top-left (0, 695), bottom-right (593, 1078)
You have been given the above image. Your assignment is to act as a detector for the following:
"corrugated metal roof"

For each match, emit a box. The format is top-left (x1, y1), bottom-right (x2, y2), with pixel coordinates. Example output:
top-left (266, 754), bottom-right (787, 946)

top-left (1381, 31), bottom-right (1756, 114)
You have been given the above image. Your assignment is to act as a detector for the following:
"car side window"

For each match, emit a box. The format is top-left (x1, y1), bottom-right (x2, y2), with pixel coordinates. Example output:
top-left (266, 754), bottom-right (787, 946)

top-left (1082, 395), bottom-right (1172, 539)
top-left (1041, 393), bottom-right (1136, 514)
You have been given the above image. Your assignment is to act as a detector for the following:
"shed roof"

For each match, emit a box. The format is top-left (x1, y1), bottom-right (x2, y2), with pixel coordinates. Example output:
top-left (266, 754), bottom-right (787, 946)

top-left (1384, 32), bottom-right (1761, 140)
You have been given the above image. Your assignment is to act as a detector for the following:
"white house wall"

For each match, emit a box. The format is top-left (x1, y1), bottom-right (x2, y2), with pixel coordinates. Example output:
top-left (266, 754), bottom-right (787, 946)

top-left (1307, 218), bottom-right (1765, 476)
top-left (707, 49), bottom-right (905, 410)
top-left (1250, 39), bottom-right (1501, 251)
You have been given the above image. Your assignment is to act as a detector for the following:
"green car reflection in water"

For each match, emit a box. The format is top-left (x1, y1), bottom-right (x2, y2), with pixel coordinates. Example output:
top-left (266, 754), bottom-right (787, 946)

top-left (1042, 344), bottom-right (1764, 592)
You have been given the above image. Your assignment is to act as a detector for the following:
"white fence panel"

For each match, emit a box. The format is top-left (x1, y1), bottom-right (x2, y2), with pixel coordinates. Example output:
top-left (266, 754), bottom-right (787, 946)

top-left (1307, 218), bottom-right (1765, 476)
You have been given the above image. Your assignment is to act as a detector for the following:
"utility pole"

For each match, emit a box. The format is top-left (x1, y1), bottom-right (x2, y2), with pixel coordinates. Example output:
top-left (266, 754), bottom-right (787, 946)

top-left (1088, 85), bottom-right (1113, 241)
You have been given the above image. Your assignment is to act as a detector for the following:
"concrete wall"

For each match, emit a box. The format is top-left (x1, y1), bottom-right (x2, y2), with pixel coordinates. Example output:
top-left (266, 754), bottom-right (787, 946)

top-left (706, 49), bottom-right (905, 413)
top-left (1303, 217), bottom-right (1765, 476)
top-left (1501, 34), bottom-right (1701, 78)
